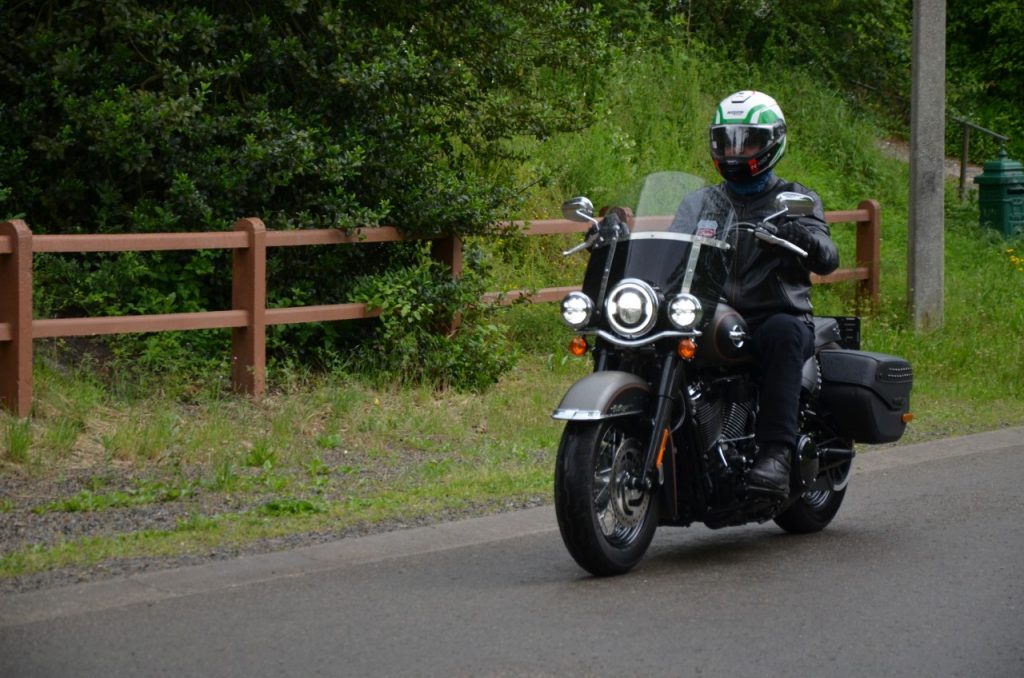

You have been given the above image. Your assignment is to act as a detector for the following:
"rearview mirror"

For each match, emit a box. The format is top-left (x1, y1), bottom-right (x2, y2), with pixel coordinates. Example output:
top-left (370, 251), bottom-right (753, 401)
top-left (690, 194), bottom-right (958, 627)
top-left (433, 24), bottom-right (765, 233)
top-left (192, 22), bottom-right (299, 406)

top-left (774, 192), bottom-right (815, 217)
top-left (562, 196), bottom-right (596, 223)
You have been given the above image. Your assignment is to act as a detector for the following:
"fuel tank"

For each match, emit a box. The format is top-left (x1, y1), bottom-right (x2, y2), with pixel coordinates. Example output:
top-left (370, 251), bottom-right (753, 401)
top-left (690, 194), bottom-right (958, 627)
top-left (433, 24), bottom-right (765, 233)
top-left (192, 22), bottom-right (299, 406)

top-left (697, 302), bottom-right (752, 367)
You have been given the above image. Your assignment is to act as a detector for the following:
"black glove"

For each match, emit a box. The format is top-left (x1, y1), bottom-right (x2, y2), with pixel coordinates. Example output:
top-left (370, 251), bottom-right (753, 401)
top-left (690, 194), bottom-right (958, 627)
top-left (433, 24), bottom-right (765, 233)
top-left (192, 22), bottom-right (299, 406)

top-left (602, 212), bottom-right (627, 239)
top-left (776, 221), bottom-right (817, 257)
top-left (587, 212), bottom-right (627, 245)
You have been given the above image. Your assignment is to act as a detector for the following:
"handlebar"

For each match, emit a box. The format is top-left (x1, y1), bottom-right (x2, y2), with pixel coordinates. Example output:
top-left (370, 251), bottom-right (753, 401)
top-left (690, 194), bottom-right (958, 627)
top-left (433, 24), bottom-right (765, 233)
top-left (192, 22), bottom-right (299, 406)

top-left (562, 233), bottom-right (598, 256)
top-left (562, 217), bottom-right (808, 258)
top-left (753, 228), bottom-right (808, 258)
top-left (736, 221), bottom-right (808, 258)
top-left (562, 213), bottom-right (629, 256)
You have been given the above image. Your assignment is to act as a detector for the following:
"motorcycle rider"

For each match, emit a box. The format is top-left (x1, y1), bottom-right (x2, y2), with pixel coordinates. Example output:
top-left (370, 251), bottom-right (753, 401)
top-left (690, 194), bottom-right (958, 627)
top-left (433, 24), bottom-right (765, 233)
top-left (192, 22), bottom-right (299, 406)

top-left (672, 90), bottom-right (839, 495)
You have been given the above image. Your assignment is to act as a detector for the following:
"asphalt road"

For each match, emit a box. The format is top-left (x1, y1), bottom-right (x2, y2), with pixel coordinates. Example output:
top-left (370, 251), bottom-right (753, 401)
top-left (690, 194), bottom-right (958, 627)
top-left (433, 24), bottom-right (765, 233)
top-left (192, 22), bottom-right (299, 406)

top-left (2, 428), bottom-right (1022, 677)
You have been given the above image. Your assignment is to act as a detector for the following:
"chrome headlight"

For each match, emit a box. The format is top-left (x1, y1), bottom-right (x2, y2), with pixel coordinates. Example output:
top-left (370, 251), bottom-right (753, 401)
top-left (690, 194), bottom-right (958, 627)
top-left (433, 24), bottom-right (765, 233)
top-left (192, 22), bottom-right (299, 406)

top-left (667, 293), bottom-right (703, 330)
top-left (560, 292), bottom-right (594, 329)
top-left (605, 279), bottom-right (658, 338)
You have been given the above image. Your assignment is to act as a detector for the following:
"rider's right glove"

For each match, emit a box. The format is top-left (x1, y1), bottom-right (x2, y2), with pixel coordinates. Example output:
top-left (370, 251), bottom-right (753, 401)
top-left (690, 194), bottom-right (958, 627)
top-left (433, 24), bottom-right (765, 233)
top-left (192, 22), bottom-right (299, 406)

top-left (602, 212), bottom-right (625, 238)
top-left (588, 212), bottom-right (626, 245)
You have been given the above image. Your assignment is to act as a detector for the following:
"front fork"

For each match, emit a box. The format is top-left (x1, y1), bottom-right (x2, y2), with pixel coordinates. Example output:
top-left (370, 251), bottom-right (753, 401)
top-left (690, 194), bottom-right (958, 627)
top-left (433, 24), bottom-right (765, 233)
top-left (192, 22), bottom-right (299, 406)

top-left (633, 351), bottom-right (685, 493)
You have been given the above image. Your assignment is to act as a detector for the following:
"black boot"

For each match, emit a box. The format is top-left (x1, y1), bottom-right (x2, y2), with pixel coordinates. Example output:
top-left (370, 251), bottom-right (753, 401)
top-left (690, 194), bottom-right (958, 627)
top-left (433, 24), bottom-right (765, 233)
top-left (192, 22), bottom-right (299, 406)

top-left (747, 443), bottom-right (791, 496)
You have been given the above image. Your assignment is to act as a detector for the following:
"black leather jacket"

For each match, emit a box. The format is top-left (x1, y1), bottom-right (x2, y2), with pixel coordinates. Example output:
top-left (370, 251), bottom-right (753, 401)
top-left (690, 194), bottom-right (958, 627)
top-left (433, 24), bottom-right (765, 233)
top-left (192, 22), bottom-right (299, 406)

top-left (672, 176), bottom-right (839, 324)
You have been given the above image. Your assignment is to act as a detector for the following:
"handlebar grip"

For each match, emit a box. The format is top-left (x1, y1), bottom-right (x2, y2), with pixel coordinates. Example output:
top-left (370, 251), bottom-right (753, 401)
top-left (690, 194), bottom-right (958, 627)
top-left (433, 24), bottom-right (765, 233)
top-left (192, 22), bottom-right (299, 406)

top-left (754, 230), bottom-right (808, 258)
top-left (562, 233), bottom-right (598, 256)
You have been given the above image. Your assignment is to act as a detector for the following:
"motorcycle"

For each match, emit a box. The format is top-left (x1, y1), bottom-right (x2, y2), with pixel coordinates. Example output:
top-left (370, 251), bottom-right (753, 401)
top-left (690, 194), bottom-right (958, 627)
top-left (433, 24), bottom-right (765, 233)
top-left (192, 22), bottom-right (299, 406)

top-left (552, 172), bottom-right (913, 576)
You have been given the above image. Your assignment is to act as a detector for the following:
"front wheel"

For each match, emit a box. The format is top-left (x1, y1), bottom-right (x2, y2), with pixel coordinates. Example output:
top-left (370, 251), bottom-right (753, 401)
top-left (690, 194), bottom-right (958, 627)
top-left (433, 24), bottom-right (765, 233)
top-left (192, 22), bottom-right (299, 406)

top-left (554, 419), bottom-right (658, 576)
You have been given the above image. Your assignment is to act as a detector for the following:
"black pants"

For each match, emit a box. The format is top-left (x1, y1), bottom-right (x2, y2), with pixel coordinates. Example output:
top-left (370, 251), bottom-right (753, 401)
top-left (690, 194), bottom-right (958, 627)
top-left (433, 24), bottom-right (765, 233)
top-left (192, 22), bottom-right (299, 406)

top-left (749, 313), bottom-right (814, 449)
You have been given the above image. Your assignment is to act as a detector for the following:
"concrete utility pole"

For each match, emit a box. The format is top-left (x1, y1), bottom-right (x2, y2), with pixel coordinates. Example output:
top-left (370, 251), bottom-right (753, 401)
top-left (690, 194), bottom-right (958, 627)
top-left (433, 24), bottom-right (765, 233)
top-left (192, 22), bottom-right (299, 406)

top-left (908, 0), bottom-right (946, 331)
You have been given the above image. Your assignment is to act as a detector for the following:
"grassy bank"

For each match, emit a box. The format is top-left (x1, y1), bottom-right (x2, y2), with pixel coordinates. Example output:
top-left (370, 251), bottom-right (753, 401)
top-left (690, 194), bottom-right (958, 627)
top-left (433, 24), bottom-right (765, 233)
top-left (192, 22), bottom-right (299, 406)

top-left (3, 51), bottom-right (1023, 582)
top-left (0, 355), bottom-right (589, 580)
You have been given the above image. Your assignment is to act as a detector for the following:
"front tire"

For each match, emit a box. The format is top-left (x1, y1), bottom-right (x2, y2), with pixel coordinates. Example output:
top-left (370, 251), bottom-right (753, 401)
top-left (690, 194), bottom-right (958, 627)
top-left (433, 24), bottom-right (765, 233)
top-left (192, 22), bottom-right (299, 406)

top-left (554, 419), bottom-right (658, 576)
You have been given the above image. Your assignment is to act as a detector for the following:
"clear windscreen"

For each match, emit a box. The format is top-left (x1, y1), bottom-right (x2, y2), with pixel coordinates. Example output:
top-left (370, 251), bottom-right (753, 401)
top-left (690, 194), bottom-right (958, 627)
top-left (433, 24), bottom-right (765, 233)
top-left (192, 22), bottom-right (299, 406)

top-left (629, 172), bottom-right (734, 304)
top-left (579, 172), bottom-right (736, 329)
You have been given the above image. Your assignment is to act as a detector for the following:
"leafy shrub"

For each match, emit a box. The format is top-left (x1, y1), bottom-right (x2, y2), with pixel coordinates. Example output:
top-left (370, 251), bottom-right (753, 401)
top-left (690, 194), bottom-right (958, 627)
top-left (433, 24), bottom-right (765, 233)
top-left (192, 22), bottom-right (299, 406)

top-left (0, 0), bottom-right (610, 380)
top-left (351, 246), bottom-right (517, 391)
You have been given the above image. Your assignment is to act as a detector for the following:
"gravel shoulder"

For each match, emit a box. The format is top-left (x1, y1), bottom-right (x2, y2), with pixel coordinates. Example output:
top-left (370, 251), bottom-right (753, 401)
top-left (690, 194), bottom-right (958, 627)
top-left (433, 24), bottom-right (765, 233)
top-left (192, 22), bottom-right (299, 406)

top-left (0, 462), bottom-right (546, 594)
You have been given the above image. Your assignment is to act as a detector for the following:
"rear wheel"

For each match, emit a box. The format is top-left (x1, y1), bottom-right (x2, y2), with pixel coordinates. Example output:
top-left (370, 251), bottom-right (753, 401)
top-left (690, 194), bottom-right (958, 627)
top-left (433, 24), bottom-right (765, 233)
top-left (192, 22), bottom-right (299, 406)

top-left (773, 471), bottom-right (848, 534)
top-left (554, 419), bottom-right (658, 576)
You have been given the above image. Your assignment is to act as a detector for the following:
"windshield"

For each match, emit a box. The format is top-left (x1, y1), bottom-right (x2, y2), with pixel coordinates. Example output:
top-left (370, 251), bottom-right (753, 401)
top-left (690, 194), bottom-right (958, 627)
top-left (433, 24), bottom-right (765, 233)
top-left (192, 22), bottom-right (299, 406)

top-left (579, 172), bottom-right (735, 329)
top-left (635, 171), bottom-right (707, 218)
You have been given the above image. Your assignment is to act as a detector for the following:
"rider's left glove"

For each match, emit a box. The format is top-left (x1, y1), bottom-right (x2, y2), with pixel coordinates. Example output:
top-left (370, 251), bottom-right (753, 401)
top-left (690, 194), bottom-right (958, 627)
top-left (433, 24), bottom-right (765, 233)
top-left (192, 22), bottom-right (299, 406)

top-left (777, 221), bottom-right (818, 257)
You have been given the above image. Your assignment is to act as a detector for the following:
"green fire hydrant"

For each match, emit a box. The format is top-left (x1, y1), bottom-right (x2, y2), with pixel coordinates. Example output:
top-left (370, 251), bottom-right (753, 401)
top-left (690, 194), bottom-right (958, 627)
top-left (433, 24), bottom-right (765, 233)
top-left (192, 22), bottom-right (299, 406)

top-left (973, 148), bottom-right (1024, 238)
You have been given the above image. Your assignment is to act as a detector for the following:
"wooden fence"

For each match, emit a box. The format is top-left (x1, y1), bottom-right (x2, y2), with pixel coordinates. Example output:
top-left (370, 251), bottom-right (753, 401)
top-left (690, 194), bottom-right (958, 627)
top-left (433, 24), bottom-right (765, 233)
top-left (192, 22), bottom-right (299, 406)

top-left (0, 199), bottom-right (880, 416)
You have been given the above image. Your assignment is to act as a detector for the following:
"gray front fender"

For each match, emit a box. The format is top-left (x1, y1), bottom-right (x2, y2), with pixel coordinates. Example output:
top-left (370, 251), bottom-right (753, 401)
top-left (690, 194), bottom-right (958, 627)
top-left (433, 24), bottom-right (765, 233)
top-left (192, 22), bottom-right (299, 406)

top-left (551, 371), bottom-right (652, 421)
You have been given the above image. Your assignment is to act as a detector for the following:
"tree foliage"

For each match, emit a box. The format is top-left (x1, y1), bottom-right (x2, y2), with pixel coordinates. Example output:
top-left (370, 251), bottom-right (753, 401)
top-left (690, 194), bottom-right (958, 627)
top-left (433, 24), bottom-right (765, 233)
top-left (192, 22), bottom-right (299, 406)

top-left (678, 0), bottom-right (1022, 160)
top-left (0, 0), bottom-right (611, 386)
top-left (946, 0), bottom-right (1024, 159)
top-left (2, 0), bottom-right (1020, 388)
top-left (0, 1), bottom-right (608, 235)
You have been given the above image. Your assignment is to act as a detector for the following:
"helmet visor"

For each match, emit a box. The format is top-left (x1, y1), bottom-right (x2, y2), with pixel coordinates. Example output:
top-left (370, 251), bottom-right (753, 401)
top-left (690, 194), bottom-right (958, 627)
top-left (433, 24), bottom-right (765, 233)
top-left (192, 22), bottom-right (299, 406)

top-left (710, 125), bottom-right (774, 159)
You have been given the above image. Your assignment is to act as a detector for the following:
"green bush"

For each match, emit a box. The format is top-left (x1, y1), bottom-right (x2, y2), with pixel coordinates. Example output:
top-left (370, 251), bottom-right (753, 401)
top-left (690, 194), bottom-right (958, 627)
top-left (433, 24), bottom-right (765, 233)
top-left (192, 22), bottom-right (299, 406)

top-left (4, 1), bottom-right (1020, 391)
top-left (350, 246), bottom-right (517, 391)
top-left (0, 1), bottom-right (611, 386)
top-left (0, 2), bottom-right (609, 236)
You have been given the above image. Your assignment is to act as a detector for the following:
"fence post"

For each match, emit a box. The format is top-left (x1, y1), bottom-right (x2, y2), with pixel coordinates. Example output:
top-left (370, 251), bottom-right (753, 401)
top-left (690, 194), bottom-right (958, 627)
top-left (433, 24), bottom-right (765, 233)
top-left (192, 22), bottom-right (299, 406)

top-left (231, 218), bottom-right (266, 397)
top-left (855, 200), bottom-right (882, 312)
top-left (0, 220), bottom-right (33, 416)
top-left (430, 235), bottom-right (463, 332)
top-left (430, 236), bottom-right (463, 277)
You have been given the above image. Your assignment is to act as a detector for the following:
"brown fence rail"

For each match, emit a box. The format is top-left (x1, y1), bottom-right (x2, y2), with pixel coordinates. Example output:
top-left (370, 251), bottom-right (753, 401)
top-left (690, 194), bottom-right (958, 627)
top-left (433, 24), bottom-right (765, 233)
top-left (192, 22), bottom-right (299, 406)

top-left (0, 200), bottom-right (879, 416)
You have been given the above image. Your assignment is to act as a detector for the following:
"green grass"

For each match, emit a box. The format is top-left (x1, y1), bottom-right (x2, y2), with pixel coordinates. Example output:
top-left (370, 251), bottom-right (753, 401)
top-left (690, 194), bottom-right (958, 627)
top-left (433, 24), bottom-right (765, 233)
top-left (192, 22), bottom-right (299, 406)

top-left (0, 356), bottom-right (588, 579)
top-left (3, 419), bottom-right (31, 463)
top-left (2, 47), bottom-right (1023, 581)
top-left (33, 480), bottom-right (195, 514)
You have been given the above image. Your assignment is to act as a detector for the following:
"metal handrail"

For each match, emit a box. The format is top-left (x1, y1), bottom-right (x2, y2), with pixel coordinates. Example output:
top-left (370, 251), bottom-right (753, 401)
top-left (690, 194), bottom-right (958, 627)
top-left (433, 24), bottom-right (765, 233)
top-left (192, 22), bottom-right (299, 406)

top-left (958, 118), bottom-right (1010, 200)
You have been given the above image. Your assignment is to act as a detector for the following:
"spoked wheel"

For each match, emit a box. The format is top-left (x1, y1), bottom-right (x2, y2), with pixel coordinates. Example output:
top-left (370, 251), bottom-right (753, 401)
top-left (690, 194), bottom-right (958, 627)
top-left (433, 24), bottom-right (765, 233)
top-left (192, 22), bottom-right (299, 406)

top-left (554, 419), bottom-right (658, 576)
top-left (773, 458), bottom-right (850, 534)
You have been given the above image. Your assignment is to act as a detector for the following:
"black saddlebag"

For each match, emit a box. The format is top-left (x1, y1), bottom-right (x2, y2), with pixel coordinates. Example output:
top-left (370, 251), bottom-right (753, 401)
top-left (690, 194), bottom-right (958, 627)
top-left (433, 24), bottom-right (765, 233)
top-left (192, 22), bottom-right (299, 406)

top-left (817, 350), bottom-right (913, 444)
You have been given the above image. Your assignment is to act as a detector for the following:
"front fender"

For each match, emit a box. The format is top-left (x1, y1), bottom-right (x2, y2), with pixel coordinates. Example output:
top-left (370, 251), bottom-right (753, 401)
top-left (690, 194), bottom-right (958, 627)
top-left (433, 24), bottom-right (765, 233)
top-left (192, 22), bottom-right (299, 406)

top-left (551, 371), bottom-right (651, 421)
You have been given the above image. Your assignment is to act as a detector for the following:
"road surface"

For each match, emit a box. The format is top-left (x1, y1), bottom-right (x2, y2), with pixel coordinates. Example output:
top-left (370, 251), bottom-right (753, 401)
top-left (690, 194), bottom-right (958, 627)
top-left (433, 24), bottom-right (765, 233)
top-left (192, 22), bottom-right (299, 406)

top-left (2, 428), bottom-right (1022, 677)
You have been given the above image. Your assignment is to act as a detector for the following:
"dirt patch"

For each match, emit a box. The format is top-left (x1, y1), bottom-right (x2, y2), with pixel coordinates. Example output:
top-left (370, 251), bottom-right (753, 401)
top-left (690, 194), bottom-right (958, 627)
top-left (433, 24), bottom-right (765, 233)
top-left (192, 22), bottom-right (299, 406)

top-left (875, 138), bottom-right (983, 185)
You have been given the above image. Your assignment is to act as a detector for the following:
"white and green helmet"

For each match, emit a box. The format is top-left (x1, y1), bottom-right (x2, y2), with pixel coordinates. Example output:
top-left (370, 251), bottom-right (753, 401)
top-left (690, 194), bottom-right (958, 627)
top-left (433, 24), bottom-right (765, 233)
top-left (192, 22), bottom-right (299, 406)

top-left (709, 90), bottom-right (787, 183)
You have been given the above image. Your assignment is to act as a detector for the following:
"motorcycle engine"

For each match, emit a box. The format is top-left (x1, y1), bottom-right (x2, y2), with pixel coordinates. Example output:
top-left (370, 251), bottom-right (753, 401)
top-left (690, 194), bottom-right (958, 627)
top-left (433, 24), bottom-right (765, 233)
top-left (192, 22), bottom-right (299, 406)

top-left (690, 376), bottom-right (756, 459)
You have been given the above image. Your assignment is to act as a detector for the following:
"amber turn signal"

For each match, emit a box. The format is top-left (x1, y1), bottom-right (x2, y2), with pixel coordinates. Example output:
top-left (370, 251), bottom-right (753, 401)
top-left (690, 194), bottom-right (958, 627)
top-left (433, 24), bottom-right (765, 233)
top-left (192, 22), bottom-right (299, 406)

top-left (568, 336), bottom-right (589, 357)
top-left (901, 412), bottom-right (914, 424)
top-left (676, 338), bottom-right (697, 360)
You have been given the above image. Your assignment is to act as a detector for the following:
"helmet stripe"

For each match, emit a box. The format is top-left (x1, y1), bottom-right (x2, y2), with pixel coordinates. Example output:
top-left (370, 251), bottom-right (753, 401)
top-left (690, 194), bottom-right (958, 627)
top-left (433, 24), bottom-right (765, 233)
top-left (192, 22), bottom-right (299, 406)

top-left (744, 104), bottom-right (767, 123)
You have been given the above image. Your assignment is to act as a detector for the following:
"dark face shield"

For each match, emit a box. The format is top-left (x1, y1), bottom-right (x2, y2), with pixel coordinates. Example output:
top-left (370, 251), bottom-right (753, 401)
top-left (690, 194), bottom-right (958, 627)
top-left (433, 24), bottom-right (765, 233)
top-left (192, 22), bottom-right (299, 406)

top-left (709, 125), bottom-right (775, 160)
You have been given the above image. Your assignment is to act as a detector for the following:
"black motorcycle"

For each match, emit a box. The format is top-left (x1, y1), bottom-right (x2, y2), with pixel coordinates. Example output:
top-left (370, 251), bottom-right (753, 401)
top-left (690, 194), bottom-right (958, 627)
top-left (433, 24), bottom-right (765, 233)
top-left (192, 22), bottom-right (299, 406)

top-left (552, 172), bottom-right (913, 576)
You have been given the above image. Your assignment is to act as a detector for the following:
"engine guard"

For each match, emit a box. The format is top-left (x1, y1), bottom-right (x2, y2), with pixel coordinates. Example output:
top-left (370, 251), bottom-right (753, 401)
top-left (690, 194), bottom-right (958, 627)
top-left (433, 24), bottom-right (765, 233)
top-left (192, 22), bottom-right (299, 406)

top-left (551, 371), bottom-right (651, 421)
